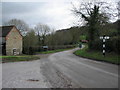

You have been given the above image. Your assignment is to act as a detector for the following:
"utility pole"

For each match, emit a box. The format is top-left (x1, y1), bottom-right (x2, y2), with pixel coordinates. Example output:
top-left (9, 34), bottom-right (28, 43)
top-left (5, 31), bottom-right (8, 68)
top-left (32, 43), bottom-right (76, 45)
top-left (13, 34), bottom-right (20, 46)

top-left (100, 35), bottom-right (110, 57)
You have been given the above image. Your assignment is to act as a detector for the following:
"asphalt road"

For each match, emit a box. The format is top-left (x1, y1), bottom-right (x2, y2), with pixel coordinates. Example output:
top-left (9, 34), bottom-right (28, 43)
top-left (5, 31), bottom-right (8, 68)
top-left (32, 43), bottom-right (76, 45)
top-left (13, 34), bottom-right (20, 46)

top-left (2, 48), bottom-right (119, 88)
top-left (40, 48), bottom-right (118, 88)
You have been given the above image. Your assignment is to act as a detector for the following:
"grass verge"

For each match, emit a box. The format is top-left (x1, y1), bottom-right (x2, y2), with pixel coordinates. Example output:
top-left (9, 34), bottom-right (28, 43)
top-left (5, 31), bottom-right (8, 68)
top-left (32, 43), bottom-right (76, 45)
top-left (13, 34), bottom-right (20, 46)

top-left (1, 55), bottom-right (40, 63)
top-left (74, 45), bottom-right (120, 65)
top-left (37, 48), bottom-right (75, 54)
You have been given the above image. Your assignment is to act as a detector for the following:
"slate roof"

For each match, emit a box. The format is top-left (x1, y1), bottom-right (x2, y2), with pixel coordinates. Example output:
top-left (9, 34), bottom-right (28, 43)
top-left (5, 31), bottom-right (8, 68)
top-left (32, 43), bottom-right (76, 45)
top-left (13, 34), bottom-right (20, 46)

top-left (0, 26), bottom-right (14, 37)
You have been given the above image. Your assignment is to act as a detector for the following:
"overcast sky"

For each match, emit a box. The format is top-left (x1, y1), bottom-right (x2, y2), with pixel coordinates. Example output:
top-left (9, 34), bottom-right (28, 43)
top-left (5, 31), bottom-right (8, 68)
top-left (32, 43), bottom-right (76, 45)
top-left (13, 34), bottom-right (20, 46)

top-left (1, 0), bottom-right (119, 30)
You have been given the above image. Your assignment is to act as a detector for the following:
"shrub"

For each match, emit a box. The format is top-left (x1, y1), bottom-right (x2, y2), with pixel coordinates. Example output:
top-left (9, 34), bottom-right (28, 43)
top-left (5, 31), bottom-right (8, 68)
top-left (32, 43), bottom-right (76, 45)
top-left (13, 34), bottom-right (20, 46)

top-left (109, 36), bottom-right (120, 54)
top-left (29, 47), bottom-right (34, 55)
top-left (92, 39), bottom-right (102, 51)
top-left (92, 36), bottom-right (120, 54)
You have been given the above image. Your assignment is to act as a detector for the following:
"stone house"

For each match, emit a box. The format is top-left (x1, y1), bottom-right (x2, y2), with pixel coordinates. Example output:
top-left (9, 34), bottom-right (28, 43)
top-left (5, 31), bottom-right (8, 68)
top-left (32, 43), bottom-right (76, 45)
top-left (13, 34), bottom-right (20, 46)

top-left (0, 25), bottom-right (23, 55)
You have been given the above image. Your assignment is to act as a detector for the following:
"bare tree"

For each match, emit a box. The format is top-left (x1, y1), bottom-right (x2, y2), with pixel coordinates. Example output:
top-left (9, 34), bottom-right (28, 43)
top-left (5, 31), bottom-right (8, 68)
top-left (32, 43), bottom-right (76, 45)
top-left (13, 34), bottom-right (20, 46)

top-left (117, 1), bottom-right (120, 36)
top-left (23, 29), bottom-right (38, 54)
top-left (117, 1), bottom-right (120, 21)
top-left (45, 29), bottom-right (56, 45)
top-left (4, 19), bottom-right (29, 35)
top-left (72, 1), bottom-right (117, 49)
top-left (34, 23), bottom-right (50, 46)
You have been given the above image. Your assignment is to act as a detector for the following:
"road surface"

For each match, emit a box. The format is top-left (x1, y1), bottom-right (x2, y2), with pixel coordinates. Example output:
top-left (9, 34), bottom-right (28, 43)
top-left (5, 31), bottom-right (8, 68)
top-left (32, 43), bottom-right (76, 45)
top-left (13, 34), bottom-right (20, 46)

top-left (2, 48), bottom-right (118, 88)
top-left (2, 60), bottom-right (51, 88)
top-left (40, 48), bottom-right (118, 88)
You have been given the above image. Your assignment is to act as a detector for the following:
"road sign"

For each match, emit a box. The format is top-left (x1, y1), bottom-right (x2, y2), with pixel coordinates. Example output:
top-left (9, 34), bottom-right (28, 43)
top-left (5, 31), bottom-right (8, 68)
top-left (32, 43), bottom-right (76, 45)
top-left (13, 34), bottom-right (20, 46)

top-left (100, 35), bottom-right (110, 57)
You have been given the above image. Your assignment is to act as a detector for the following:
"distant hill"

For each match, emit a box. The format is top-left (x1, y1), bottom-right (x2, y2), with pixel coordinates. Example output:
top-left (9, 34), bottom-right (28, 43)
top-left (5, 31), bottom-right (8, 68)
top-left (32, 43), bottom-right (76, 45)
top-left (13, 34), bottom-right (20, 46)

top-left (45, 20), bottom-right (119, 46)
top-left (56, 20), bottom-right (119, 37)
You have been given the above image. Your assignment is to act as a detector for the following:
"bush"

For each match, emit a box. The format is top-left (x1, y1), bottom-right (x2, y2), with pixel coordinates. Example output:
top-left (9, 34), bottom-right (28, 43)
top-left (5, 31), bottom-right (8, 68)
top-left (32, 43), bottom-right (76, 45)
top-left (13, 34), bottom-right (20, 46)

top-left (52, 45), bottom-right (76, 50)
top-left (23, 46), bottom-right (36, 55)
top-left (29, 47), bottom-right (35, 55)
top-left (92, 39), bottom-right (102, 51)
top-left (107, 36), bottom-right (120, 54)
top-left (92, 36), bottom-right (120, 54)
top-left (27, 45), bottom-right (76, 53)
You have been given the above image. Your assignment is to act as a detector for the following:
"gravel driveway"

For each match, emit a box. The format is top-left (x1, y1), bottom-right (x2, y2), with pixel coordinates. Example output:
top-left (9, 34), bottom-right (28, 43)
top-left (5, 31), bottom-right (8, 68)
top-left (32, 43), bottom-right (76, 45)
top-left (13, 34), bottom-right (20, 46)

top-left (2, 60), bottom-right (51, 88)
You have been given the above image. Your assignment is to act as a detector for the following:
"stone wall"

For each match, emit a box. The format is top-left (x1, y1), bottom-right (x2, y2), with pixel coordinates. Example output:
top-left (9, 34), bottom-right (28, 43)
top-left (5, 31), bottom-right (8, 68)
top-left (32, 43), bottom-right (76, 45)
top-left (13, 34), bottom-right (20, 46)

top-left (6, 27), bottom-right (22, 55)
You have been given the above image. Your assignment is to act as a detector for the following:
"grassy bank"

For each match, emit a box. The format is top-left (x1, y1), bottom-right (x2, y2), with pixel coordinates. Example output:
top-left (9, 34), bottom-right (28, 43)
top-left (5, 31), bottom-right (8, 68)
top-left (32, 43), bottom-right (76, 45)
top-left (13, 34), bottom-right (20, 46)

top-left (1, 55), bottom-right (40, 63)
top-left (74, 45), bottom-right (120, 65)
top-left (37, 48), bottom-right (75, 54)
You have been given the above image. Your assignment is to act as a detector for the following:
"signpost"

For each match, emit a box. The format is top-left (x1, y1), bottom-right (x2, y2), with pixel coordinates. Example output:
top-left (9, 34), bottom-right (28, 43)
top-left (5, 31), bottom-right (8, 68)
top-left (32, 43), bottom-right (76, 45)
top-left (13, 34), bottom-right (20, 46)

top-left (100, 35), bottom-right (110, 57)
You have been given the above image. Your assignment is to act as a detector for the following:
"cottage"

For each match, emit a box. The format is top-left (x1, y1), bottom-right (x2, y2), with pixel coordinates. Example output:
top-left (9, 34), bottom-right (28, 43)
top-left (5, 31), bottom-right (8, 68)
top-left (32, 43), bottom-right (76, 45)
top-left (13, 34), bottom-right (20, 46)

top-left (0, 26), bottom-right (23, 55)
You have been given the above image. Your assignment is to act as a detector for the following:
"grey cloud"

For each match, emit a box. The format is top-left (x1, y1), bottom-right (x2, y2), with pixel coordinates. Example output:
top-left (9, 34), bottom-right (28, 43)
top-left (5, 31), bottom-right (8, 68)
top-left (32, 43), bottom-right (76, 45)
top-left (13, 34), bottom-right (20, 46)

top-left (2, 2), bottom-right (49, 24)
top-left (2, 2), bottom-right (45, 14)
top-left (1, 2), bottom-right (79, 30)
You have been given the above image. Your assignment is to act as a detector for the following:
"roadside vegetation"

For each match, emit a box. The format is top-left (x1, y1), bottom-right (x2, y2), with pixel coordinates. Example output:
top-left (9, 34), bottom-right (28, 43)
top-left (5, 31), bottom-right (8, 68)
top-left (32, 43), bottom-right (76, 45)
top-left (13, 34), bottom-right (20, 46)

top-left (74, 45), bottom-right (120, 65)
top-left (3, 1), bottom-right (119, 64)
top-left (1, 55), bottom-right (40, 63)
top-left (72, 1), bottom-right (119, 65)
top-left (1, 47), bottom-right (76, 63)
top-left (37, 47), bottom-right (76, 54)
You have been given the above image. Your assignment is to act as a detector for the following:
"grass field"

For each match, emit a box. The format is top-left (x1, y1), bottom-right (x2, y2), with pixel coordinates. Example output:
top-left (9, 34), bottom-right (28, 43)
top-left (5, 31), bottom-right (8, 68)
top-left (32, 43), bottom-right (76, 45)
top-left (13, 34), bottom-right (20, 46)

top-left (1, 48), bottom-right (75, 63)
top-left (74, 45), bottom-right (120, 65)
top-left (1, 55), bottom-right (40, 63)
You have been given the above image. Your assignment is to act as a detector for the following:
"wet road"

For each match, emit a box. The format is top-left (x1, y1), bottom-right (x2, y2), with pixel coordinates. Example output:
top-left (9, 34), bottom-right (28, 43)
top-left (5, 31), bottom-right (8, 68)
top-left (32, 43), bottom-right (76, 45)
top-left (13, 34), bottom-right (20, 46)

top-left (2, 48), bottom-right (119, 88)
top-left (41, 48), bottom-right (118, 88)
